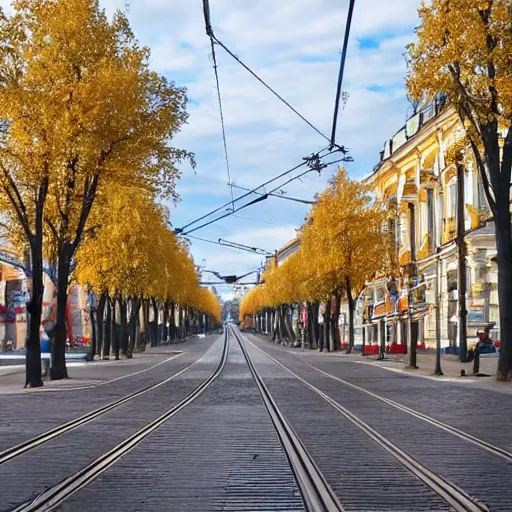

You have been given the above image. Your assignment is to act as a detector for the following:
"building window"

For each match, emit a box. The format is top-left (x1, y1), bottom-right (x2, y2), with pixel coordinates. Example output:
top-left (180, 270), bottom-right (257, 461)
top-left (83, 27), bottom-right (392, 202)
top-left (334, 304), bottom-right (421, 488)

top-left (448, 178), bottom-right (458, 219)
top-left (409, 203), bottom-right (416, 261)
top-left (427, 188), bottom-right (435, 252)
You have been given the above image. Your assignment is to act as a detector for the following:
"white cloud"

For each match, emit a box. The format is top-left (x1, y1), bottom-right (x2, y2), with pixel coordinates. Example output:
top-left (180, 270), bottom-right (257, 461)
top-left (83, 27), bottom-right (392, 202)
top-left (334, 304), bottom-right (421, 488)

top-left (0, 0), bottom-right (422, 277)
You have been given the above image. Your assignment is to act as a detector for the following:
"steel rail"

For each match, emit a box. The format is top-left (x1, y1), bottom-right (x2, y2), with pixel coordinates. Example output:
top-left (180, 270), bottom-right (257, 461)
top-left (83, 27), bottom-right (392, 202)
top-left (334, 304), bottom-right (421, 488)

top-left (243, 334), bottom-right (489, 512)
top-left (11, 331), bottom-right (229, 512)
top-left (1, 355), bottom-right (207, 465)
top-left (231, 326), bottom-right (344, 512)
top-left (298, 358), bottom-right (512, 463)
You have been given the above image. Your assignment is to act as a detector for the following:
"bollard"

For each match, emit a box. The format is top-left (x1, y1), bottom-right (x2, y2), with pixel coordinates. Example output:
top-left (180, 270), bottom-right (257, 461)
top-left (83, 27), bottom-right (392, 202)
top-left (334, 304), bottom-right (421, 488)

top-left (473, 344), bottom-right (480, 375)
top-left (41, 358), bottom-right (50, 377)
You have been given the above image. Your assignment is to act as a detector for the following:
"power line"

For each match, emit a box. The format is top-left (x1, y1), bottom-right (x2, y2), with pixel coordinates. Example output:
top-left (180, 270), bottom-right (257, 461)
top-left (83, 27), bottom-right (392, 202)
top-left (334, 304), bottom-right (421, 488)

top-left (201, 0), bottom-right (331, 144)
top-left (330, 0), bottom-right (356, 149)
top-left (175, 147), bottom-right (335, 233)
top-left (208, 30), bottom-right (235, 212)
top-left (231, 184), bottom-right (315, 205)
top-left (181, 149), bottom-right (343, 235)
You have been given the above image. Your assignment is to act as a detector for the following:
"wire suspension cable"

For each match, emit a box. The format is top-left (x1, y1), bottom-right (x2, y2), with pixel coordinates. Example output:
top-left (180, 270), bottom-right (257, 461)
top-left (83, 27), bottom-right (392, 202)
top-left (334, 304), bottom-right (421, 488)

top-left (204, 0), bottom-right (234, 211)
top-left (176, 147), bottom-right (335, 233)
top-left (230, 184), bottom-right (316, 205)
top-left (210, 38), bottom-right (235, 212)
top-left (201, 0), bottom-right (330, 144)
top-left (330, 0), bottom-right (356, 148)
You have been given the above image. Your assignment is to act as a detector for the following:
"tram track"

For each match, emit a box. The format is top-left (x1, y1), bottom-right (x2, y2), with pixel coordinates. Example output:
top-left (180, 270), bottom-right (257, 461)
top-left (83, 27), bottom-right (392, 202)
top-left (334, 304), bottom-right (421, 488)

top-left (10, 330), bottom-right (230, 512)
top-left (241, 330), bottom-right (491, 512)
top-left (231, 325), bottom-right (344, 512)
top-left (246, 332), bottom-right (512, 463)
top-left (6, 327), bottom-right (499, 511)
top-left (0, 350), bottom-right (211, 466)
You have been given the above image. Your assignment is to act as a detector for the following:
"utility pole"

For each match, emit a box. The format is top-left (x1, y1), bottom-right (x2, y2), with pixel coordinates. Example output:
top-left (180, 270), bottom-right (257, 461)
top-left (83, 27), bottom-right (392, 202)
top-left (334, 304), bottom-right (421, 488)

top-left (434, 250), bottom-right (443, 375)
top-left (456, 157), bottom-right (468, 362)
top-left (407, 273), bottom-right (417, 368)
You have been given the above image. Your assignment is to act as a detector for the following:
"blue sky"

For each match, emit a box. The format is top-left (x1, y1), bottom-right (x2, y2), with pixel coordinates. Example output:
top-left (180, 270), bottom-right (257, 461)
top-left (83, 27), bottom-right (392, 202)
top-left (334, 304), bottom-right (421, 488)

top-left (1, 0), bottom-right (421, 299)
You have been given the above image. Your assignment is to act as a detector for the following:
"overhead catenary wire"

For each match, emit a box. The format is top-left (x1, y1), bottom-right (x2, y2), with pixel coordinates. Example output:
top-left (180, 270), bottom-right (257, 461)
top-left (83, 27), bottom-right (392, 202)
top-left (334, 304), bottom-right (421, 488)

top-left (230, 184), bottom-right (316, 205)
top-left (175, 146), bottom-right (336, 233)
top-left (182, 194), bottom-right (269, 236)
top-left (209, 31), bottom-right (235, 212)
top-left (180, 148), bottom-right (352, 236)
top-left (201, 0), bottom-right (332, 145)
top-left (330, 0), bottom-right (356, 149)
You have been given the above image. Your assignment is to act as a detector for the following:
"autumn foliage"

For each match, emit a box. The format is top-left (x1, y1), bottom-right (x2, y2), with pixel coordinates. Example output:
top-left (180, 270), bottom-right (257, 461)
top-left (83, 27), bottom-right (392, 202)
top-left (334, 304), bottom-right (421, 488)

top-left (0, 0), bottom-right (219, 385)
top-left (241, 168), bottom-right (394, 349)
top-left (407, 0), bottom-right (512, 378)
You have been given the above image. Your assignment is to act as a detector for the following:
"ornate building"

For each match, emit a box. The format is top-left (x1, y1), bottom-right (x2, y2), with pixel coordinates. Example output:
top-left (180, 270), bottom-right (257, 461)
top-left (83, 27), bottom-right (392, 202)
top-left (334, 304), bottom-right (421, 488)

top-left (354, 98), bottom-right (498, 354)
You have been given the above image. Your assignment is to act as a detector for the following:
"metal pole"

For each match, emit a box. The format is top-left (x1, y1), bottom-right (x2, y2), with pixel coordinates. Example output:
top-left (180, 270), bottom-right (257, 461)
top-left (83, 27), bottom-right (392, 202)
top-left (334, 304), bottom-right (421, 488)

top-left (434, 251), bottom-right (443, 375)
top-left (407, 276), bottom-right (417, 369)
top-left (456, 159), bottom-right (468, 361)
top-left (330, 0), bottom-right (356, 147)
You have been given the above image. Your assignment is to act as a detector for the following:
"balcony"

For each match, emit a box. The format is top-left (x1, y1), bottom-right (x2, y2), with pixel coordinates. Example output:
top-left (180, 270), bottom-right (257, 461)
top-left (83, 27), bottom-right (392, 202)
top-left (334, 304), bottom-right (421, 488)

top-left (442, 217), bottom-right (456, 244)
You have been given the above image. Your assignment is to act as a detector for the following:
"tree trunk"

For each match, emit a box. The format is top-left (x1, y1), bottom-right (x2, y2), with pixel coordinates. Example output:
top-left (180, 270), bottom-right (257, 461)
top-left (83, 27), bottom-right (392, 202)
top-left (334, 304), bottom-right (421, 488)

top-left (331, 295), bottom-right (341, 352)
top-left (120, 299), bottom-right (128, 358)
top-left (112, 296), bottom-right (120, 360)
top-left (95, 292), bottom-right (107, 360)
top-left (270, 308), bottom-right (278, 342)
top-left (25, 238), bottom-right (44, 388)
top-left (346, 277), bottom-right (355, 354)
top-left (283, 305), bottom-right (295, 344)
top-left (308, 302), bottom-right (318, 349)
top-left (323, 299), bottom-right (332, 352)
top-left (473, 125), bottom-right (512, 378)
top-left (185, 307), bottom-right (191, 337)
top-left (177, 305), bottom-right (183, 340)
top-left (456, 161), bottom-right (468, 362)
top-left (103, 296), bottom-right (111, 359)
top-left (162, 301), bottom-right (169, 343)
top-left (169, 302), bottom-right (176, 341)
top-left (138, 299), bottom-right (149, 351)
top-left (50, 245), bottom-right (71, 380)
top-left (90, 305), bottom-right (97, 360)
top-left (495, 211), bottom-right (512, 378)
top-left (127, 299), bottom-right (140, 358)
top-left (150, 298), bottom-right (158, 347)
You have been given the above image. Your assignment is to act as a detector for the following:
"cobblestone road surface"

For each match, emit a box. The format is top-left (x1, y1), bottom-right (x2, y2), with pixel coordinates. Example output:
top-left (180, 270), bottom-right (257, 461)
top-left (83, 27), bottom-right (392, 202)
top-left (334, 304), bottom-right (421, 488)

top-left (0, 336), bottom-right (216, 452)
top-left (2, 329), bottom-right (511, 511)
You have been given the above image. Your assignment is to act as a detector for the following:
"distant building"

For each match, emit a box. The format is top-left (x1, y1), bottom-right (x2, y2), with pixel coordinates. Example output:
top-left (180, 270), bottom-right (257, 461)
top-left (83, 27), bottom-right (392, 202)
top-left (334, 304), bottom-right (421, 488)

top-left (265, 236), bottom-right (301, 270)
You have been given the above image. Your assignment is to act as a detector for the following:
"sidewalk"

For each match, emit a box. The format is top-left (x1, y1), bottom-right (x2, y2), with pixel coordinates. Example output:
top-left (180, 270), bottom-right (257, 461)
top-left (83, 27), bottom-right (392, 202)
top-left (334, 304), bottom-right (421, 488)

top-left (0, 346), bottom-right (183, 393)
top-left (353, 351), bottom-right (498, 377)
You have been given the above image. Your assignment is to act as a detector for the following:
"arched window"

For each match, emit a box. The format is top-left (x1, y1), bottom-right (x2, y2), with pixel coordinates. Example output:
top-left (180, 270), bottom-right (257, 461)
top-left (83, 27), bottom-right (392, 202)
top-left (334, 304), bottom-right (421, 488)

top-left (447, 177), bottom-right (458, 219)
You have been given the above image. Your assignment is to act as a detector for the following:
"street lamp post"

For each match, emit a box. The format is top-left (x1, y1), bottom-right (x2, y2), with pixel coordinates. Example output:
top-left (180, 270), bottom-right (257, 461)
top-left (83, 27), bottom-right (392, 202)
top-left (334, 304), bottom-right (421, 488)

top-left (434, 250), bottom-right (443, 375)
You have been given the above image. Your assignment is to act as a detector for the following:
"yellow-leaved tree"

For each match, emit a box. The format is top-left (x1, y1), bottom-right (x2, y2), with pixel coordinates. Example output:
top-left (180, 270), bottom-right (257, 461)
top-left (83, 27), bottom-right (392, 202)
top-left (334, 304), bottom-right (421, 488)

top-left (76, 184), bottom-right (220, 358)
top-left (300, 168), bottom-right (394, 352)
top-left (407, 0), bottom-right (512, 378)
top-left (241, 168), bottom-right (394, 353)
top-left (0, 0), bottom-right (191, 384)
